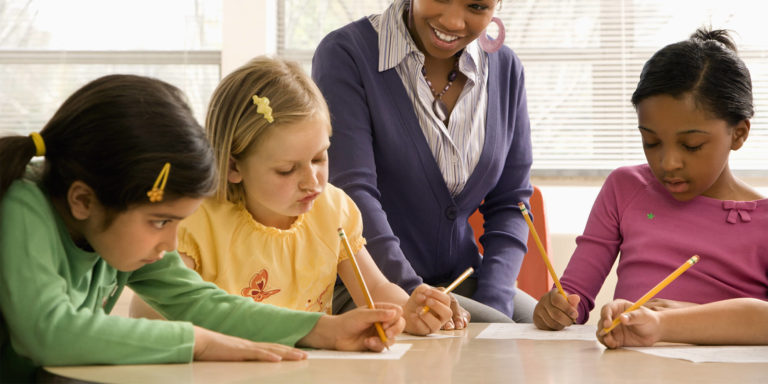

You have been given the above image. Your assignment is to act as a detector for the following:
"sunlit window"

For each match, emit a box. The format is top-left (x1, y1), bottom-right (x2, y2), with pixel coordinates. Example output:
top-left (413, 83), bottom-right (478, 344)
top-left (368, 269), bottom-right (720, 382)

top-left (278, 0), bottom-right (768, 175)
top-left (0, 0), bottom-right (222, 134)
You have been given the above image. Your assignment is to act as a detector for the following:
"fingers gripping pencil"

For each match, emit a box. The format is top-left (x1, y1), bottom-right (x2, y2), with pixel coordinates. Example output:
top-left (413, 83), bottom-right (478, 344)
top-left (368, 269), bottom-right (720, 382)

top-left (603, 255), bottom-right (700, 334)
top-left (338, 227), bottom-right (389, 346)
top-left (420, 267), bottom-right (474, 315)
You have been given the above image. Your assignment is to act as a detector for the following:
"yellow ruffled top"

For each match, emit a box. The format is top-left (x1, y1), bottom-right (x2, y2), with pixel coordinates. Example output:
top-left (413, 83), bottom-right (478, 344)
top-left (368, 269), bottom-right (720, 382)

top-left (178, 184), bottom-right (365, 314)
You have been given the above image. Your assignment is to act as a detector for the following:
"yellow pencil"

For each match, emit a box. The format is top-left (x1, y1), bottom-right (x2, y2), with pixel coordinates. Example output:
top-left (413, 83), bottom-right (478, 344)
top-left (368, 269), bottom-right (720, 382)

top-left (603, 255), bottom-right (700, 334)
top-left (517, 202), bottom-right (567, 301)
top-left (338, 227), bottom-right (389, 346)
top-left (420, 267), bottom-right (474, 315)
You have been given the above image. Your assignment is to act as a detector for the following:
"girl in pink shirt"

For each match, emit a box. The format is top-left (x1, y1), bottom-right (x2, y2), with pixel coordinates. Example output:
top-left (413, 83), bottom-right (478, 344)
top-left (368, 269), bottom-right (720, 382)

top-left (534, 28), bottom-right (768, 330)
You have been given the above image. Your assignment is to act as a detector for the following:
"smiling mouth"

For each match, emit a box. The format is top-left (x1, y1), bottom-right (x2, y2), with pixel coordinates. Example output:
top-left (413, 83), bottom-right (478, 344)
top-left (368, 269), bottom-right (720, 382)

top-left (431, 25), bottom-right (460, 43)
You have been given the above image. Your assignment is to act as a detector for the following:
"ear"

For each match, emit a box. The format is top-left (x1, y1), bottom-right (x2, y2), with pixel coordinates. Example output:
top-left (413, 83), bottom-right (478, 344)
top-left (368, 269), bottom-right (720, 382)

top-left (730, 119), bottom-right (750, 150)
top-left (227, 156), bottom-right (243, 184)
top-left (67, 181), bottom-right (98, 220)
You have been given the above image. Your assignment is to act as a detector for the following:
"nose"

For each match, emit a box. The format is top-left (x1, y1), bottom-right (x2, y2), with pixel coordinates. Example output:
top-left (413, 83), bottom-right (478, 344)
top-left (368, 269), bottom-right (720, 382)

top-left (299, 166), bottom-right (320, 191)
top-left (156, 228), bottom-right (178, 254)
top-left (438, 3), bottom-right (466, 31)
top-left (660, 148), bottom-right (683, 172)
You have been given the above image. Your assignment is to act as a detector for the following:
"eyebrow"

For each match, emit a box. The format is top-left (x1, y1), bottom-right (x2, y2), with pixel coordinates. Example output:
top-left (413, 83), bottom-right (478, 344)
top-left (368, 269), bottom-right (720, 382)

top-left (638, 126), bottom-right (710, 135)
top-left (148, 213), bottom-right (184, 220)
top-left (273, 144), bottom-right (331, 164)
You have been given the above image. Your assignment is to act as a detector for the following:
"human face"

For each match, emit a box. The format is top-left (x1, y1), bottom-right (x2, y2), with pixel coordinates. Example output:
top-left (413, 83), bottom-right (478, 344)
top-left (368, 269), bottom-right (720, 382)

top-left (637, 94), bottom-right (743, 201)
top-left (409, 0), bottom-right (497, 60)
top-left (85, 197), bottom-right (204, 272)
top-left (229, 115), bottom-right (330, 229)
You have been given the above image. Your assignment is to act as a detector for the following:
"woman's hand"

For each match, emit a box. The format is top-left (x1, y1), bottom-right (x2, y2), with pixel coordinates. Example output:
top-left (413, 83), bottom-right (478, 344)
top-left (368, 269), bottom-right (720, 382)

top-left (596, 299), bottom-right (662, 349)
top-left (402, 284), bottom-right (452, 335)
top-left (443, 293), bottom-right (470, 330)
top-left (297, 302), bottom-right (405, 352)
top-left (193, 326), bottom-right (308, 362)
top-left (532, 288), bottom-right (580, 330)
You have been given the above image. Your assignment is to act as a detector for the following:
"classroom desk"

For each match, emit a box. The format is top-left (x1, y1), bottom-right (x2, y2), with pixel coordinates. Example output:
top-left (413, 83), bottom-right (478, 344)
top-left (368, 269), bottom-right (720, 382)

top-left (45, 323), bottom-right (768, 383)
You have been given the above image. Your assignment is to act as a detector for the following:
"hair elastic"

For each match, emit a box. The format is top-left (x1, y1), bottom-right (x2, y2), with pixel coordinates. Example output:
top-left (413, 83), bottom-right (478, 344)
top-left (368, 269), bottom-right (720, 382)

top-left (252, 95), bottom-right (274, 123)
top-left (29, 132), bottom-right (46, 157)
top-left (147, 162), bottom-right (171, 203)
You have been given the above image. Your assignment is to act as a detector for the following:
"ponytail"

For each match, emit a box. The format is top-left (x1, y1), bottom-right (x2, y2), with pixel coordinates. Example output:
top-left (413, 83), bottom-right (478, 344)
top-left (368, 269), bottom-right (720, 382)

top-left (1, 74), bottom-right (217, 211)
top-left (0, 135), bottom-right (39, 200)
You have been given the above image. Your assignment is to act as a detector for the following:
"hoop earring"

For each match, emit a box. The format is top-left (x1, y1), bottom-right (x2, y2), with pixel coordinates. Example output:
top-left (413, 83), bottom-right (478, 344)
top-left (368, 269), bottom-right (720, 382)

top-left (478, 17), bottom-right (506, 53)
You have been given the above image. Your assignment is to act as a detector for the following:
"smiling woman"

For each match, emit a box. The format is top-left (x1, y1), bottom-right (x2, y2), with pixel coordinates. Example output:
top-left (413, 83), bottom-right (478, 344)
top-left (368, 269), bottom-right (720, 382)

top-left (311, 0), bottom-right (537, 325)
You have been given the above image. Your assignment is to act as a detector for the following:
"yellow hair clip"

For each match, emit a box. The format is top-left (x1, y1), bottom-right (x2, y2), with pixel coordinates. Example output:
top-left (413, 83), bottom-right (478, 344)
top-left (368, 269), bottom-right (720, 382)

top-left (252, 95), bottom-right (274, 123)
top-left (147, 162), bottom-right (171, 203)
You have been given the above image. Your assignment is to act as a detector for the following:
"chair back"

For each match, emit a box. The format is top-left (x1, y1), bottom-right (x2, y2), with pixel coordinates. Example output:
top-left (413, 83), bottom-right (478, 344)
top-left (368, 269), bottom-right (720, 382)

top-left (468, 185), bottom-right (553, 299)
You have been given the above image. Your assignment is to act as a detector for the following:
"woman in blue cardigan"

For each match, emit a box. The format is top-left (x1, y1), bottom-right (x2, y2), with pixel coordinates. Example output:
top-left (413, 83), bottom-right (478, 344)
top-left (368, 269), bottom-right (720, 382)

top-left (312, 0), bottom-right (534, 324)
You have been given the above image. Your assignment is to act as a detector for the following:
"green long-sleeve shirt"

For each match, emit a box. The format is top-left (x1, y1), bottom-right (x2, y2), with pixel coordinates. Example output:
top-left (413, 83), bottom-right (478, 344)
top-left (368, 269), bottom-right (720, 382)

top-left (0, 179), bottom-right (322, 382)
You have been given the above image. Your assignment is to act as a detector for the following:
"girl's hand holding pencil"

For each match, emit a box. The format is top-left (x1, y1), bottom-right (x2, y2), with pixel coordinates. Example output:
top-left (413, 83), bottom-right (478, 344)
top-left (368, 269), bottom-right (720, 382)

top-left (409, 267), bottom-right (473, 333)
top-left (596, 299), bottom-right (662, 349)
top-left (533, 288), bottom-right (581, 331)
top-left (518, 201), bottom-right (580, 331)
top-left (298, 303), bottom-right (405, 352)
top-left (444, 293), bottom-right (471, 330)
top-left (403, 284), bottom-right (454, 335)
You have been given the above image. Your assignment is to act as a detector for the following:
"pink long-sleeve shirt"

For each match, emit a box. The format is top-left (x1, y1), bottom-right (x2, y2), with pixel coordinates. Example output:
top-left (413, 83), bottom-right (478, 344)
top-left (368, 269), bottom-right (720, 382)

top-left (560, 164), bottom-right (768, 323)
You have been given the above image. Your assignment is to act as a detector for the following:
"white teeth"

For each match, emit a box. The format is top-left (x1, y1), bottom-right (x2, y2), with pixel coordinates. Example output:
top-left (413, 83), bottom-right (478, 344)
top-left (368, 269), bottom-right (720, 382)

top-left (433, 28), bottom-right (458, 42)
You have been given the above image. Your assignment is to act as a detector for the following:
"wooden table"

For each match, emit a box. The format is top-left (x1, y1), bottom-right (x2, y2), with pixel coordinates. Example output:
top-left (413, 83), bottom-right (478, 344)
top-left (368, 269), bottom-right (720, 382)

top-left (45, 323), bottom-right (768, 383)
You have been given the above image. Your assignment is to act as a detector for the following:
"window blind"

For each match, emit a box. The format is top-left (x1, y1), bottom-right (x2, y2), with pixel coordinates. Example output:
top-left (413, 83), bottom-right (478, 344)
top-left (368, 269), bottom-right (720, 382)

top-left (278, 0), bottom-right (768, 175)
top-left (0, 0), bottom-right (222, 135)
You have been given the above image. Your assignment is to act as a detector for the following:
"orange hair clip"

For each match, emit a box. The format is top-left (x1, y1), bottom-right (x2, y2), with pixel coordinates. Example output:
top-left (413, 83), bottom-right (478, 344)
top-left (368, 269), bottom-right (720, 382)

top-left (147, 162), bottom-right (171, 203)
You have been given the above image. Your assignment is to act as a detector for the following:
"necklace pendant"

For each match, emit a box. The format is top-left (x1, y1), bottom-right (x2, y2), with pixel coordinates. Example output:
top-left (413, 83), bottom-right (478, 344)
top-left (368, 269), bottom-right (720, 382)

top-left (433, 99), bottom-right (448, 121)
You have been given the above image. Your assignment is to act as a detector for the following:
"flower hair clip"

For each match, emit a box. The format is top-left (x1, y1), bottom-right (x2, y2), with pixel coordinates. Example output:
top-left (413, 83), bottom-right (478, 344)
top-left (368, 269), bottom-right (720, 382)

top-left (252, 94), bottom-right (274, 123)
top-left (147, 162), bottom-right (171, 203)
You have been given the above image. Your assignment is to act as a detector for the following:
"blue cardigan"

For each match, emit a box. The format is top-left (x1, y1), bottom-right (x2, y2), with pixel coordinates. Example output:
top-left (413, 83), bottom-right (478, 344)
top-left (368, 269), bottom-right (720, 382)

top-left (312, 18), bottom-right (533, 317)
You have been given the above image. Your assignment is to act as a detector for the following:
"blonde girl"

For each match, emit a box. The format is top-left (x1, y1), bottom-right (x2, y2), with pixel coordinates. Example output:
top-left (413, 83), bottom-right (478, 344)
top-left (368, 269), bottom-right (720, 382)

top-left (132, 57), bottom-right (457, 335)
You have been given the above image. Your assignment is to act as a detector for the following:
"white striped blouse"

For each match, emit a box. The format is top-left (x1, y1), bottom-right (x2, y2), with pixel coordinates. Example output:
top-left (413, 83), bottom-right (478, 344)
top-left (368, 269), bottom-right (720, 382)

top-left (369, 0), bottom-right (489, 197)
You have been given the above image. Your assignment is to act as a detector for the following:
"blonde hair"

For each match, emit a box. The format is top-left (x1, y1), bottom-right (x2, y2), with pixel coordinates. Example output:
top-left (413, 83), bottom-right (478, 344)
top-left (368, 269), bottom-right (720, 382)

top-left (206, 56), bottom-right (331, 204)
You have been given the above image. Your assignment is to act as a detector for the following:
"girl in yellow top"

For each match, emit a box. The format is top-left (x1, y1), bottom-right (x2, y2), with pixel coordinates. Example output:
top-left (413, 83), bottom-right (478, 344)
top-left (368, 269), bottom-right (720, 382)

top-left (132, 57), bottom-right (463, 335)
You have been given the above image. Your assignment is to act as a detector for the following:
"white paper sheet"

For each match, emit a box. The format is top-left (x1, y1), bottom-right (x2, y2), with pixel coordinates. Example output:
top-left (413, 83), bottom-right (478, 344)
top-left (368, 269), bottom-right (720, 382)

top-left (305, 343), bottom-right (412, 360)
top-left (475, 323), bottom-right (597, 341)
top-left (395, 332), bottom-right (464, 341)
top-left (626, 345), bottom-right (768, 363)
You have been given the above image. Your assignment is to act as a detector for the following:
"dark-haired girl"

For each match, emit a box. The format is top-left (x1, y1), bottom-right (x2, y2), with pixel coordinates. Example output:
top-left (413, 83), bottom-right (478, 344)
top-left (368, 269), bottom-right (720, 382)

top-left (534, 28), bottom-right (768, 330)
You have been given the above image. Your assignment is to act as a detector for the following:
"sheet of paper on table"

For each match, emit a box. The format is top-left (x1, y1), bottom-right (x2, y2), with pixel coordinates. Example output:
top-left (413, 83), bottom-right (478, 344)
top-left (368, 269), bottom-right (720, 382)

top-left (396, 332), bottom-right (465, 341)
top-left (305, 343), bottom-right (412, 360)
top-left (626, 345), bottom-right (768, 363)
top-left (475, 323), bottom-right (597, 341)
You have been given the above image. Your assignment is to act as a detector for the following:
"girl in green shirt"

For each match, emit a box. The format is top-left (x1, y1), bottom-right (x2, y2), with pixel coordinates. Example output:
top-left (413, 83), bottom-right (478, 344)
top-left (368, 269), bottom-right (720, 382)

top-left (0, 74), bottom-right (404, 383)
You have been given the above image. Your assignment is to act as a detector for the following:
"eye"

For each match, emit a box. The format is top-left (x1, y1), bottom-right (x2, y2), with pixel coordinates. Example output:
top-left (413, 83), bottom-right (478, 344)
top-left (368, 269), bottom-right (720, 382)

top-left (312, 155), bottom-right (328, 164)
top-left (683, 143), bottom-right (703, 152)
top-left (469, 2), bottom-right (490, 11)
top-left (276, 167), bottom-right (295, 176)
top-left (642, 141), bottom-right (659, 149)
top-left (151, 220), bottom-right (172, 229)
